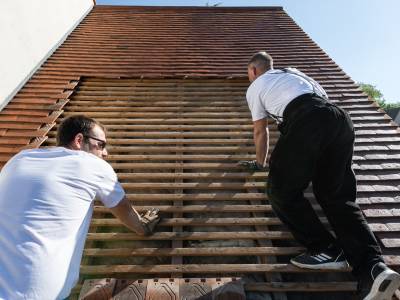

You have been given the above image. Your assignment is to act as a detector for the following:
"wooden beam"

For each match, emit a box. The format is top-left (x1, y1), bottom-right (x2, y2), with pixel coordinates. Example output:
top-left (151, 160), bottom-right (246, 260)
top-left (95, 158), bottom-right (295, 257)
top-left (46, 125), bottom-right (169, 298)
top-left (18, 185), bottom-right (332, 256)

top-left (80, 263), bottom-right (351, 275)
top-left (83, 246), bottom-right (304, 257)
top-left (86, 231), bottom-right (293, 241)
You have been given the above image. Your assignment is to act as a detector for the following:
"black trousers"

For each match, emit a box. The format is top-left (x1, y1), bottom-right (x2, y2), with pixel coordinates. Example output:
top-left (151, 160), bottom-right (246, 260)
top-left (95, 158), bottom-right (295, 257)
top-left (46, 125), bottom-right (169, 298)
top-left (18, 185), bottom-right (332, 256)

top-left (266, 93), bottom-right (383, 277)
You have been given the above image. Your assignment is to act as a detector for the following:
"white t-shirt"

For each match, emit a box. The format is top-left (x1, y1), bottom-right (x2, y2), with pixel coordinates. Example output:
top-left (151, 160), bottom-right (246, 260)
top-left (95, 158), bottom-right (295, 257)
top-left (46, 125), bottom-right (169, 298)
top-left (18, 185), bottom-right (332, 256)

top-left (0, 147), bottom-right (125, 300)
top-left (246, 68), bottom-right (328, 121)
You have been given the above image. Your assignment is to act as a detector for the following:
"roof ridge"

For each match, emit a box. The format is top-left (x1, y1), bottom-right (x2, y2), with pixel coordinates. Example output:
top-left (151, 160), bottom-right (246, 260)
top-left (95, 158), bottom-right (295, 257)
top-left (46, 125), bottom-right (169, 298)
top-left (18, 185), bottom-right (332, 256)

top-left (95, 5), bottom-right (284, 10)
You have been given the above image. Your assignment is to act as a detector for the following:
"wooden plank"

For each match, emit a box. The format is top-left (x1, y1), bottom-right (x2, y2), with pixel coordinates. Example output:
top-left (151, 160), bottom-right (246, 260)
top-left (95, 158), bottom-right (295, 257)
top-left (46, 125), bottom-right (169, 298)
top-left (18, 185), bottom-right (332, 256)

top-left (80, 263), bottom-right (351, 275)
top-left (83, 246), bottom-right (304, 257)
top-left (46, 138), bottom-right (260, 145)
top-left (117, 172), bottom-right (266, 180)
top-left (57, 118), bottom-right (251, 125)
top-left (67, 101), bottom-right (248, 107)
top-left (54, 124), bottom-right (254, 130)
top-left (120, 182), bottom-right (266, 190)
top-left (244, 282), bottom-right (357, 292)
top-left (90, 217), bottom-right (282, 227)
top-left (111, 163), bottom-right (263, 170)
top-left (48, 131), bottom-right (256, 138)
top-left (65, 106), bottom-right (248, 112)
top-left (123, 193), bottom-right (268, 201)
top-left (86, 231), bottom-right (293, 241)
top-left (106, 154), bottom-right (258, 161)
top-left (105, 146), bottom-right (256, 153)
top-left (94, 204), bottom-right (272, 213)
top-left (62, 111), bottom-right (252, 118)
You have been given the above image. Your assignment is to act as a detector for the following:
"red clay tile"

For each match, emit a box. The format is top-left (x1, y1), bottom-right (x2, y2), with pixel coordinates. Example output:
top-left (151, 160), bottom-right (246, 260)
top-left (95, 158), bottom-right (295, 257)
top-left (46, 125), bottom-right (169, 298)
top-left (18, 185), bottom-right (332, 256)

top-left (79, 278), bottom-right (116, 300)
top-left (211, 278), bottom-right (245, 300)
top-left (145, 279), bottom-right (179, 300)
top-left (179, 278), bottom-right (212, 300)
top-left (113, 279), bottom-right (147, 300)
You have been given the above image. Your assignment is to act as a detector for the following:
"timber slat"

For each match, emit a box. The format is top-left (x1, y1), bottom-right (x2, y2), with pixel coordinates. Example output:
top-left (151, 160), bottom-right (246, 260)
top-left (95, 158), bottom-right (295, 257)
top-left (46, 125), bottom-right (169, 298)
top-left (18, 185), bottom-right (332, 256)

top-left (120, 182), bottom-right (266, 190)
top-left (124, 193), bottom-right (268, 201)
top-left (86, 231), bottom-right (294, 241)
top-left (245, 282), bottom-right (357, 292)
top-left (117, 172), bottom-right (266, 180)
top-left (94, 204), bottom-right (272, 213)
top-left (80, 263), bottom-right (351, 275)
top-left (90, 217), bottom-right (282, 227)
top-left (83, 246), bottom-right (304, 257)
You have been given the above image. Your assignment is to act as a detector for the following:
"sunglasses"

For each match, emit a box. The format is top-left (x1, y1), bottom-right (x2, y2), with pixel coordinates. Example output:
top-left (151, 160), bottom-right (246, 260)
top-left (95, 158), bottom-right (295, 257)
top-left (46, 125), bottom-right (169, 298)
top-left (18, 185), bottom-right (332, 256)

top-left (84, 135), bottom-right (107, 150)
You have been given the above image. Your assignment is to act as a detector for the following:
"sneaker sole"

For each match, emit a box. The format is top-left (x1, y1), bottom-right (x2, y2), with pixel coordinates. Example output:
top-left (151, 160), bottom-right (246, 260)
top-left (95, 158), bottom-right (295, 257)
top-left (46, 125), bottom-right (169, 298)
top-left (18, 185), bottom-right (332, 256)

top-left (364, 269), bottom-right (400, 300)
top-left (290, 259), bottom-right (349, 270)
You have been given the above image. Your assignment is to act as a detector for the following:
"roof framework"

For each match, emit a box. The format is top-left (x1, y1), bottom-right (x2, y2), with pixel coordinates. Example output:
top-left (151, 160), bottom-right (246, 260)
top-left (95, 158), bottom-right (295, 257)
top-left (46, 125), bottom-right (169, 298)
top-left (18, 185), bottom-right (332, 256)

top-left (1, 5), bottom-right (400, 299)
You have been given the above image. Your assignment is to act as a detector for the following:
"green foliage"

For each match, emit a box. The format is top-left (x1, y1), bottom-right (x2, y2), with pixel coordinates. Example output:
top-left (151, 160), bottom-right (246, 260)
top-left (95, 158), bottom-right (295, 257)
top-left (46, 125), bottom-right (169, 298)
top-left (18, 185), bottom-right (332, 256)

top-left (358, 82), bottom-right (400, 110)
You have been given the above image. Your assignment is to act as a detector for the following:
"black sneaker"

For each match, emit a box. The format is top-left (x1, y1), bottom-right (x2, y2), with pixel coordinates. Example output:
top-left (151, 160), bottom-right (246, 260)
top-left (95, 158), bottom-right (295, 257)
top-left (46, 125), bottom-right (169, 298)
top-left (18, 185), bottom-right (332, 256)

top-left (290, 248), bottom-right (348, 270)
top-left (358, 262), bottom-right (400, 300)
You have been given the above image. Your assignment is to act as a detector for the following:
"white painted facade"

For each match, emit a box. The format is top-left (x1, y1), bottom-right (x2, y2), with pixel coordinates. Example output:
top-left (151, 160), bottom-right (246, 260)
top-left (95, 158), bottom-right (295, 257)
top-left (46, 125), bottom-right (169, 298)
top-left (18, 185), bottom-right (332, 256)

top-left (0, 0), bottom-right (94, 111)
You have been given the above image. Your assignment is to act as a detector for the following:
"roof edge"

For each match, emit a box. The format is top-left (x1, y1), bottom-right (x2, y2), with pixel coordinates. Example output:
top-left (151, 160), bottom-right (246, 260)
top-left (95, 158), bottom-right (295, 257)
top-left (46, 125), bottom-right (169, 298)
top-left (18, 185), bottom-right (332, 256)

top-left (95, 5), bottom-right (283, 10)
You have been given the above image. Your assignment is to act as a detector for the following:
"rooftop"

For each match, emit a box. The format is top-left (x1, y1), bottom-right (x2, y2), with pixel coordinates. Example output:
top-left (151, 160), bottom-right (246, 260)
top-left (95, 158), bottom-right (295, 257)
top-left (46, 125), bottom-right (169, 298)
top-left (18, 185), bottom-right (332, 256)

top-left (1, 5), bottom-right (400, 299)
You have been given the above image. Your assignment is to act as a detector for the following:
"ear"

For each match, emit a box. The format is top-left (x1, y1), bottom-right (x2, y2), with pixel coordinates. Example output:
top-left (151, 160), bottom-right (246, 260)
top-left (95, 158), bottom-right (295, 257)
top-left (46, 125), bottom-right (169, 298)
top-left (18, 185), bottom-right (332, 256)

top-left (250, 66), bottom-right (257, 77)
top-left (70, 133), bottom-right (84, 150)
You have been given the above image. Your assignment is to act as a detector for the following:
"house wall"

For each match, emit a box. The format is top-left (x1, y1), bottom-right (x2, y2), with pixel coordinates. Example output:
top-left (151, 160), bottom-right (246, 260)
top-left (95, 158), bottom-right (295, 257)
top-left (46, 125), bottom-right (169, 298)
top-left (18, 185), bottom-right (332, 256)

top-left (0, 0), bottom-right (93, 111)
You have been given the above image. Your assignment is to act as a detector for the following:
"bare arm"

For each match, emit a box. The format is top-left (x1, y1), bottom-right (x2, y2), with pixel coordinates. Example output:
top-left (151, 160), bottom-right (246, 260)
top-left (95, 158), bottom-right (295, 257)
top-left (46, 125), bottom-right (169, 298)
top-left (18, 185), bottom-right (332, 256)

top-left (109, 197), bottom-right (156, 236)
top-left (253, 118), bottom-right (269, 167)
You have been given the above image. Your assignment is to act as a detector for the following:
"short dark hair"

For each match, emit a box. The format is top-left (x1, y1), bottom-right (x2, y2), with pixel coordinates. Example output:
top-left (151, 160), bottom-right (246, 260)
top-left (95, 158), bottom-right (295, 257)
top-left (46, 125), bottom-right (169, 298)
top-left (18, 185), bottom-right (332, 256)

top-left (56, 115), bottom-right (104, 147)
top-left (248, 51), bottom-right (274, 71)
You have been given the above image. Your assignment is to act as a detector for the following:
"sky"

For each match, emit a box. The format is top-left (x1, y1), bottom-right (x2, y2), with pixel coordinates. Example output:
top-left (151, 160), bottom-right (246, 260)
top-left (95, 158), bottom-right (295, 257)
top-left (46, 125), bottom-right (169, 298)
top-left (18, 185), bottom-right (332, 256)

top-left (97, 0), bottom-right (400, 103)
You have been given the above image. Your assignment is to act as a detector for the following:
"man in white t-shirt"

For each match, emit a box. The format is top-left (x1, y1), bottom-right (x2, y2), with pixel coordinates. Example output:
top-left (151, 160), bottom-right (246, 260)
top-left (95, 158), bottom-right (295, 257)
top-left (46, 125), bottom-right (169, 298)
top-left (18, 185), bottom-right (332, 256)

top-left (0, 115), bottom-right (159, 300)
top-left (241, 51), bottom-right (400, 299)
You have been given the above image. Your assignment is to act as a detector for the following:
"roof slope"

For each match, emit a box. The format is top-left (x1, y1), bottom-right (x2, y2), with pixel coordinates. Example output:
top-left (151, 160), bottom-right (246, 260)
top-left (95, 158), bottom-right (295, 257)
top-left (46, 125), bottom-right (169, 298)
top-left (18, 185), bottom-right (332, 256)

top-left (0, 5), bottom-right (356, 164)
top-left (1, 5), bottom-right (400, 299)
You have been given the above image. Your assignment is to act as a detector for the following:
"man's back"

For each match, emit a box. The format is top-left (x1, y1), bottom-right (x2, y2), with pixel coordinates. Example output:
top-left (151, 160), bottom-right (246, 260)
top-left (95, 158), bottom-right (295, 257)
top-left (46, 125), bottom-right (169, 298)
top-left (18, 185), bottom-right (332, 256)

top-left (0, 147), bottom-right (123, 300)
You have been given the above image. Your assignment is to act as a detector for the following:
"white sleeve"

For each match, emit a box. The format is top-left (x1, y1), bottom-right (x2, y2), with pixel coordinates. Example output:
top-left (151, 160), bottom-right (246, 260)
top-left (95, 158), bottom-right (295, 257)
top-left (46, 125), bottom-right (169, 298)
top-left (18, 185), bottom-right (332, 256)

top-left (95, 161), bottom-right (125, 208)
top-left (246, 87), bottom-right (268, 122)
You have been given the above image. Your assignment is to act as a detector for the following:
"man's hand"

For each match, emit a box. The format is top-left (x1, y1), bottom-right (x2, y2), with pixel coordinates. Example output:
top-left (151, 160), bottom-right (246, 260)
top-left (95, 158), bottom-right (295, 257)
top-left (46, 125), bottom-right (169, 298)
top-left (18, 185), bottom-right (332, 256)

top-left (140, 208), bottom-right (160, 235)
top-left (238, 160), bottom-right (266, 171)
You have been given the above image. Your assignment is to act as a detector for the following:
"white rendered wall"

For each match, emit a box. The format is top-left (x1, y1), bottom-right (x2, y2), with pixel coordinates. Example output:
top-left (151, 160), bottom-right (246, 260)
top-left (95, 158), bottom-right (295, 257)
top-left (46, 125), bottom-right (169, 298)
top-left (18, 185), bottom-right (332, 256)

top-left (0, 0), bottom-right (93, 111)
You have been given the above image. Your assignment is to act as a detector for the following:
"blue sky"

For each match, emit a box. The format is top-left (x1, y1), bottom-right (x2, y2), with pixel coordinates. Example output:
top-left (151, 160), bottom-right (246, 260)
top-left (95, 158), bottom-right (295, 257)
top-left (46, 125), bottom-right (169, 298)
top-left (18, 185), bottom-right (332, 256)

top-left (97, 0), bottom-right (400, 103)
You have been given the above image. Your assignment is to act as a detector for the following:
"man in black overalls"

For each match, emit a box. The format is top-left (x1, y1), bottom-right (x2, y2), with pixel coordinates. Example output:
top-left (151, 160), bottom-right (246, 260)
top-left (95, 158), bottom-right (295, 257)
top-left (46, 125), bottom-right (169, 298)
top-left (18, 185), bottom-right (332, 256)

top-left (241, 51), bottom-right (400, 299)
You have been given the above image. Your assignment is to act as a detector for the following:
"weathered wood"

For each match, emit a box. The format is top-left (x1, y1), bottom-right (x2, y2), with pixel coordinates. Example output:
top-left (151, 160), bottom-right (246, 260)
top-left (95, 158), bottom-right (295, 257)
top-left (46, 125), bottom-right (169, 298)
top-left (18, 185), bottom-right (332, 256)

top-left (83, 246), bottom-right (304, 257)
top-left (117, 172), bottom-right (266, 180)
top-left (86, 231), bottom-right (294, 241)
top-left (121, 182), bottom-right (266, 190)
top-left (46, 138), bottom-right (263, 145)
top-left (244, 282), bottom-right (357, 292)
top-left (104, 146), bottom-right (256, 153)
top-left (48, 131), bottom-right (257, 138)
top-left (94, 204), bottom-right (272, 213)
top-left (80, 263), bottom-right (351, 275)
top-left (106, 154), bottom-right (258, 161)
top-left (57, 117), bottom-right (251, 125)
top-left (90, 217), bottom-right (282, 227)
top-left (123, 193), bottom-right (268, 201)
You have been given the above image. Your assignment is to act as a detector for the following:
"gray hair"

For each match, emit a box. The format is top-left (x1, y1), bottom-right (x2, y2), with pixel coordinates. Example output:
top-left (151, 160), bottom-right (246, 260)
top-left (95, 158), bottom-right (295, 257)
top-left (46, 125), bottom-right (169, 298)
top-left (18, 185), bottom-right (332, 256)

top-left (248, 51), bottom-right (274, 71)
